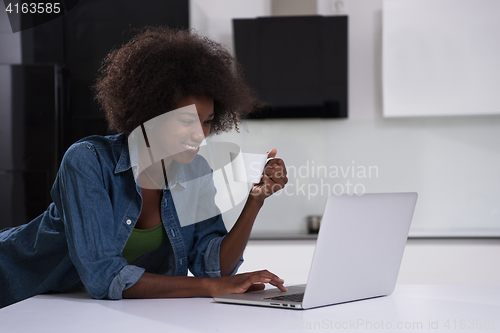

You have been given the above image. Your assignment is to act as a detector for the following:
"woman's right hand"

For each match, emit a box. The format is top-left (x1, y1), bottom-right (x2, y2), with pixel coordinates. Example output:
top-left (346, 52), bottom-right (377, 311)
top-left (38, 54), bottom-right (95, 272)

top-left (207, 270), bottom-right (287, 297)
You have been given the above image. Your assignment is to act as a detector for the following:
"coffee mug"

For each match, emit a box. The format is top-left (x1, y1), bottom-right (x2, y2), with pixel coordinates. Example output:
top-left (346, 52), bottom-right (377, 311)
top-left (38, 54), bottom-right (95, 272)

top-left (229, 152), bottom-right (268, 183)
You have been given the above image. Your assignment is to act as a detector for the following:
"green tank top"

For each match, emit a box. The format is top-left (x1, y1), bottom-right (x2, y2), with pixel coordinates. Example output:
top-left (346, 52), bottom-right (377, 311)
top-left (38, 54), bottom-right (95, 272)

top-left (122, 223), bottom-right (168, 264)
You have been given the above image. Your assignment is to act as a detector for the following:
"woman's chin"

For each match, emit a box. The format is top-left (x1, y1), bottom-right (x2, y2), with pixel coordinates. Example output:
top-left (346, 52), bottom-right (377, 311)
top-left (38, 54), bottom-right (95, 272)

top-left (174, 152), bottom-right (197, 165)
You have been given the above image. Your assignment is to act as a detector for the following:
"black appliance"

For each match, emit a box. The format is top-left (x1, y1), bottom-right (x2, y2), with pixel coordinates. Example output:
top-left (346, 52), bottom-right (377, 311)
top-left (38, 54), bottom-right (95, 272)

top-left (0, 0), bottom-right (189, 229)
top-left (233, 15), bottom-right (348, 119)
top-left (0, 65), bottom-right (62, 229)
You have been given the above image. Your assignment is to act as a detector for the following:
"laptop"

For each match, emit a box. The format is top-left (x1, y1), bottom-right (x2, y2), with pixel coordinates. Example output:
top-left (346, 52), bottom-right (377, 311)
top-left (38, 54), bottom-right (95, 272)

top-left (213, 192), bottom-right (418, 310)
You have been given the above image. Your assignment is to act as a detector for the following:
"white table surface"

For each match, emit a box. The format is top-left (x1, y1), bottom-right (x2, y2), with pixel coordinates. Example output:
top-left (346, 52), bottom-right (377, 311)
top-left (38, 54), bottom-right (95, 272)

top-left (1, 285), bottom-right (499, 333)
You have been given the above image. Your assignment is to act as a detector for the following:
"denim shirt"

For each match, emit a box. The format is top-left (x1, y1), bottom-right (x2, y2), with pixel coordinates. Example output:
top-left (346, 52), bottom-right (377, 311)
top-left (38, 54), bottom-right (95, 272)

top-left (0, 134), bottom-right (242, 308)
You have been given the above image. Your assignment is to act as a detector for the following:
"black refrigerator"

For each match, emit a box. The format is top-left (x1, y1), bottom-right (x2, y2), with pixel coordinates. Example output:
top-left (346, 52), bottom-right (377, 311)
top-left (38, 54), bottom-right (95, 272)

top-left (0, 0), bottom-right (189, 229)
top-left (0, 64), bottom-right (63, 229)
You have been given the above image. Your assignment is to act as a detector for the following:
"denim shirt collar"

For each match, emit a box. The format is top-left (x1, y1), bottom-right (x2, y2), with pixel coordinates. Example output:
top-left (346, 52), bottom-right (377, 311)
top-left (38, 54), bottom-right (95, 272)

top-left (114, 138), bottom-right (187, 189)
top-left (165, 159), bottom-right (187, 189)
top-left (115, 138), bottom-right (132, 174)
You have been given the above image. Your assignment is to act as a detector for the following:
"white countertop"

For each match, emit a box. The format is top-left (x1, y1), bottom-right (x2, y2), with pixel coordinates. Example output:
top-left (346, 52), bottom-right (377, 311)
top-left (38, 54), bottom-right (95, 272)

top-left (1, 285), bottom-right (499, 332)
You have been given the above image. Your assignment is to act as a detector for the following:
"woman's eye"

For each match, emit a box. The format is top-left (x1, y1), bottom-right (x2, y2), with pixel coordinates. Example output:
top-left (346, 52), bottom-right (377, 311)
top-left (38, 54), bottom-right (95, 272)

top-left (204, 119), bottom-right (213, 125)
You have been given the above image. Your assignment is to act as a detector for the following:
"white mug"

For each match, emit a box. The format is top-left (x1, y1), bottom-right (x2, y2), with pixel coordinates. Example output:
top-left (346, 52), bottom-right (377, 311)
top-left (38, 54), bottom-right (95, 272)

top-left (229, 152), bottom-right (268, 183)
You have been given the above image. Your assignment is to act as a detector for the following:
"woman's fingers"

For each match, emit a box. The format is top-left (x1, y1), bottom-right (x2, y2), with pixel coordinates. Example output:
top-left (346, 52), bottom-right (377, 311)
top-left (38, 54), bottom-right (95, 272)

top-left (250, 156), bottom-right (289, 199)
top-left (261, 174), bottom-right (288, 194)
top-left (265, 159), bottom-right (287, 178)
top-left (246, 283), bottom-right (266, 292)
top-left (264, 160), bottom-right (288, 193)
top-left (212, 270), bottom-right (287, 296)
top-left (248, 270), bottom-right (287, 292)
top-left (267, 149), bottom-right (277, 159)
top-left (269, 280), bottom-right (288, 292)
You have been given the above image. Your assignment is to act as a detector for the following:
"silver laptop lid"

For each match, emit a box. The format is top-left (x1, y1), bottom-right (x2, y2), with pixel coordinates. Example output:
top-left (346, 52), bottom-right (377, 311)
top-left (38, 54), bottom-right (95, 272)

top-left (302, 192), bottom-right (417, 309)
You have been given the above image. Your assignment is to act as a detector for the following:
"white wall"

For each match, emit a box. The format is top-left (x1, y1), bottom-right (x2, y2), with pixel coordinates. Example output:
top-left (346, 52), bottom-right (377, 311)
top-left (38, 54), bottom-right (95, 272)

top-left (190, 0), bottom-right (500, 284)
top-left (190, 0), bottom-right (271, 53)
top-left (191, 0), bottom-right (500, 237)
top-left (240, 239), bottom-right (500, 286)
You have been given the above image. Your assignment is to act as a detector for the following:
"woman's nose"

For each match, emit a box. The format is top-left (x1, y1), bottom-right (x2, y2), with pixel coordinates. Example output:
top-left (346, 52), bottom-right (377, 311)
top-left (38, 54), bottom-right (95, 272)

top-left (191, 125), bottom-right (206, 142)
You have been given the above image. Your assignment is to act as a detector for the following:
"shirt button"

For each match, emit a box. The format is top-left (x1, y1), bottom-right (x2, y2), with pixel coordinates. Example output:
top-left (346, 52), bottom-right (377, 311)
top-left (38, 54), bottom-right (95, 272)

top-left (126, 219), bottom-right (132, 225)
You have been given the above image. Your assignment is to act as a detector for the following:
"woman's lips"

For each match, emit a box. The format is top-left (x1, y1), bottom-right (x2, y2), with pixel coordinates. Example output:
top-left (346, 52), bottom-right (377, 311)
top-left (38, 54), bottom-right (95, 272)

top-left (182, 142), bottom-right (200, 153)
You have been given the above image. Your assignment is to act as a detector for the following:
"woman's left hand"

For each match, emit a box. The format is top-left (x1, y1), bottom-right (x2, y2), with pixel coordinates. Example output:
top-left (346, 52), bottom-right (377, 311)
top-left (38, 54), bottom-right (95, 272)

top-left (250, 149), bottom-right (288, 202)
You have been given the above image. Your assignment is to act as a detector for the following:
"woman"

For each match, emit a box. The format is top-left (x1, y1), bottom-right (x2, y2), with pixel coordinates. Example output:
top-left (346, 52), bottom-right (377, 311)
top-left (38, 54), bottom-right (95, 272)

top-left (0, 27), bottom-right (288, 308)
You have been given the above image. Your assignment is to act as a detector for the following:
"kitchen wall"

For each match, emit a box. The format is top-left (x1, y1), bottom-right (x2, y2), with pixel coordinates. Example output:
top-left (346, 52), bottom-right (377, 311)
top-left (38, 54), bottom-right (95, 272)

top-left (191, 0), bottom-right (500, 237)
top-left (190, 0), bottom-right (500, 285)
top-left (239, 238), bottom-right (500, 286)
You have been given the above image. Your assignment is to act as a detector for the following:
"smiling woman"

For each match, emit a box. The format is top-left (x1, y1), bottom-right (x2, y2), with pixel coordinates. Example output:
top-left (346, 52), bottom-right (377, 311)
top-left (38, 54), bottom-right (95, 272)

top-left (152, 96), bottom-right (215, 164)
top-left (0, 26), bottom-right (289, 308)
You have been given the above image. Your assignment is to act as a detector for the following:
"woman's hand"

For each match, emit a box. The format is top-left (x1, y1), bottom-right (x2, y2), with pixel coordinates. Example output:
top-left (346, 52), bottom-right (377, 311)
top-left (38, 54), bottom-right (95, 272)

top-left (208, 269), bottom-right (287, 297)
top-left (250, 149), bottom-right (288, 202)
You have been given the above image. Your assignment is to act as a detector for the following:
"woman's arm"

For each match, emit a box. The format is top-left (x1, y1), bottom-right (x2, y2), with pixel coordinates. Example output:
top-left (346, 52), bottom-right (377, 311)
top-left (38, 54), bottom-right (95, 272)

top-left (218, 195), bottom-right (263, 277)
top-left (219, 149), bottom-right (288, 277)
top-left (124, 150), bottom-right (288, 298)
top-left (122, 269), bottom-right (286, 298)
top-left (52, 143), bottom-right (145, 299)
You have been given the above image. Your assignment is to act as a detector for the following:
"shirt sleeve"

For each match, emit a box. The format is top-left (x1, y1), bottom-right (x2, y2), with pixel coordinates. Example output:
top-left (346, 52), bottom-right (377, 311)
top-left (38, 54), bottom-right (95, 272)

top-left (107, 265), bottom-right (145, 299)
top-left (51, 142), bottom-right (144, 299)
top-left (188, 214), bottom-right (243, 277)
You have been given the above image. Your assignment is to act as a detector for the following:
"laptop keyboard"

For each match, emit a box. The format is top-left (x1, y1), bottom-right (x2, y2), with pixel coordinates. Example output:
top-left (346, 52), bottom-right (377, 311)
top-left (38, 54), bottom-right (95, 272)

top-left (265, 293), bottom-right (304, 302)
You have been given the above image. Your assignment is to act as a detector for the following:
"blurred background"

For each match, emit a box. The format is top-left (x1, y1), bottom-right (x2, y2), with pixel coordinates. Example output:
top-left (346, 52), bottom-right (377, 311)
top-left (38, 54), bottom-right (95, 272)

top-left (1, 0), bottom-right (499, 285)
